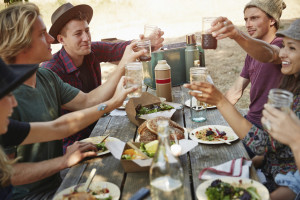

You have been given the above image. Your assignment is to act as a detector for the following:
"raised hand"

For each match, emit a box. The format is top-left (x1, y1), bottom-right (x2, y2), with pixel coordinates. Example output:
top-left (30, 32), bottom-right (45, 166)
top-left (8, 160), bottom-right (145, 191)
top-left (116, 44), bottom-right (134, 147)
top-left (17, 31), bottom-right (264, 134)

top-left (184, 82), bottom-right (225, 107)
top-left (262, 104), bottom-right (300, 146)
top-left (119, 42), bottom-right (147, 67)
top-left (209, 16), bottom-right (239, 40)
top-left (139, 29), bottom-right (164, 51)
top-left (111, 76), bottom-right (137, 107)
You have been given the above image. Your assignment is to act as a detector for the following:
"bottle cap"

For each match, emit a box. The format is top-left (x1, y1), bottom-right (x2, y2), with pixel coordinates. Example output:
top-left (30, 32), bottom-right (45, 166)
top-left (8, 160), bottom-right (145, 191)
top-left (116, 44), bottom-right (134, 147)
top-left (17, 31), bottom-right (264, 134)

top-left (194, 60), bottom-right (200, 66)
top-left (186, 34), bottom-right (196, 45)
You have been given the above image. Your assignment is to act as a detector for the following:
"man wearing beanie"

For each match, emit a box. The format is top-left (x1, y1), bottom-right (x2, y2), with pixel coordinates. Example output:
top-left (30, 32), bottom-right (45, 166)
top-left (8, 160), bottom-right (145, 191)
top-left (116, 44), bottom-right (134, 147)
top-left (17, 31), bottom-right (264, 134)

top-left (209, 0), bottom-right (286, 158)
top-left (206, 0), bottom-right (288, 196)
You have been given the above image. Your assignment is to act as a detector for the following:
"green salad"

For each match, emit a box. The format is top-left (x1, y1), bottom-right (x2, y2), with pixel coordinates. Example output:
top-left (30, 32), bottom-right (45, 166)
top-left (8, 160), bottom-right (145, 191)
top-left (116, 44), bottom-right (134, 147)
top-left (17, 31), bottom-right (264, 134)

top-left (136, 103), bottom-right (174, 116)
top-left (205, 179), bottom-right (261, 200)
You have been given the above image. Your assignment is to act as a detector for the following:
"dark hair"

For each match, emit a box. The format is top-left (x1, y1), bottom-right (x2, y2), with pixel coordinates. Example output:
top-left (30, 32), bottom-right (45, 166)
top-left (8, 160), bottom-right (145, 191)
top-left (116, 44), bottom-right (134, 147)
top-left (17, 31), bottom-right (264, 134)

top-left (279, 75), bottom-right (300, 95)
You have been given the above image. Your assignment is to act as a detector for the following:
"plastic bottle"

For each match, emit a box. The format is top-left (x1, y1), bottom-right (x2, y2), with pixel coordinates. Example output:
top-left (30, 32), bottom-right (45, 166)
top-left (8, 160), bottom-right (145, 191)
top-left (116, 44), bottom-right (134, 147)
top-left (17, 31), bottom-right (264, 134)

top-left (155, 60), bottom-right (172, 102)
top-left (185, 34), bottom-right (199, 82)
top-left (149, 120), bottom-right (184, 200)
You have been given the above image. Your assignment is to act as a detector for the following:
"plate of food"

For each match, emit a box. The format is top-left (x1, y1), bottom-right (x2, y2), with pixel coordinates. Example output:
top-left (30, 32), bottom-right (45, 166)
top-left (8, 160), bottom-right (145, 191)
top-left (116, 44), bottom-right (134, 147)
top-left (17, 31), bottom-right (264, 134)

top-left (135, 116), bottom-right (187, 142)
top-left (185, 97), bottom-right (216, 110)
top-left (117, 100), bottom-right (128, 110)
top-left (196, 177), bottom-right (269, 200)
top-left (189, 125), bottom-right (239, 144)
top-left (53, 181), bottom-right (120, 200)
top-left (80, 136), bottom-right (120, 156)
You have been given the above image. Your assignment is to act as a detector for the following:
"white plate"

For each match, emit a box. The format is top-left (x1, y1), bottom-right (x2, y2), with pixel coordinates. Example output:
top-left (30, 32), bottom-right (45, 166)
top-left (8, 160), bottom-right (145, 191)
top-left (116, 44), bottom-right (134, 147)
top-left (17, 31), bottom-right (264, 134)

top-left (80, 136), bottom-right (120, 156)
top-left (196, 177), bottom-right (270, 200)
top-left (185, 98), bottom-right (217, 110)
top-left (189, 125), bottom-right (239, 144)
top-left (117, 100), bottom-right (128, 110)
top-left (53, 181), bottom-right (120, 200)
top-left (135, 128), bottom-right (188, 142)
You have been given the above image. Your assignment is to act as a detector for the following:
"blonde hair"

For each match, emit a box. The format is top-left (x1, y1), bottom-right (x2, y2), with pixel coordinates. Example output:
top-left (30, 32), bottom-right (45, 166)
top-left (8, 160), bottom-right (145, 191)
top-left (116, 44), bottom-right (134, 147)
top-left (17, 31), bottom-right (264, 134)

top-left (0, 147), bottom-right (15, 187)
top-left (0, 2), bottom-right (40, 64)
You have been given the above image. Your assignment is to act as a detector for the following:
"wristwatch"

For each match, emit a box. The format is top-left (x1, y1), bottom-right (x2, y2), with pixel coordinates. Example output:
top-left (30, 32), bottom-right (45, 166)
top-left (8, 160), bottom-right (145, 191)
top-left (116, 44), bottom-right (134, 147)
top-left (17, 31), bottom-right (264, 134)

top-left (97, 104), bottom-right (107, 111)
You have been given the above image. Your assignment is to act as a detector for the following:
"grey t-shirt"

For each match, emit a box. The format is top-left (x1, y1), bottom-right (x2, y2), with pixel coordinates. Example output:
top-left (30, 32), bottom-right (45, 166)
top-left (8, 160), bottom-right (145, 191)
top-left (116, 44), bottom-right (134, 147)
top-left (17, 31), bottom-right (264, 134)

top-left (8, 68), bottom-right (79, 199)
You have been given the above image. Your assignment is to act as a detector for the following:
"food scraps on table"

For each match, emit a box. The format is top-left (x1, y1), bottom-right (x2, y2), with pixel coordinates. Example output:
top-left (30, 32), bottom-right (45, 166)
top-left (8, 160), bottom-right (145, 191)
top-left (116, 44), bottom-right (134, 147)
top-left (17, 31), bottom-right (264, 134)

top-left (205, 179), bottom-right (261, 200)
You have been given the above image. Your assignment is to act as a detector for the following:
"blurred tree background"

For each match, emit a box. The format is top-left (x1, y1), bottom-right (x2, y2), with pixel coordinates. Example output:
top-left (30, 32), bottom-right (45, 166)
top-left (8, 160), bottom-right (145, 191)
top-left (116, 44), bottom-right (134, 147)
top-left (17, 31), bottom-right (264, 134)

top-left (4, 0), bottom-right (28, 6)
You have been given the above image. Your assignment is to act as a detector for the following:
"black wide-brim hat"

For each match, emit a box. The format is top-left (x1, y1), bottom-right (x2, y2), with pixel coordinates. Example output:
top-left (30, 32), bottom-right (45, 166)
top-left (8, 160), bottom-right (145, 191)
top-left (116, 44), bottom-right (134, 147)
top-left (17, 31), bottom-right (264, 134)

top-left (49, 3), bottom-right (93, 44)
top-left (0, 58), bottom-right (38, 99)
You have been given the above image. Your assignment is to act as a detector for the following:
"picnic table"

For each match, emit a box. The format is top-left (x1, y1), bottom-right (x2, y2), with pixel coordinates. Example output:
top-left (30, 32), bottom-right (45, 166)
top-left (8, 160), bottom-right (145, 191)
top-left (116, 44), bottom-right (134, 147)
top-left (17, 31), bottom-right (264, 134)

top-left (54, 86), bottom-right (258, 200)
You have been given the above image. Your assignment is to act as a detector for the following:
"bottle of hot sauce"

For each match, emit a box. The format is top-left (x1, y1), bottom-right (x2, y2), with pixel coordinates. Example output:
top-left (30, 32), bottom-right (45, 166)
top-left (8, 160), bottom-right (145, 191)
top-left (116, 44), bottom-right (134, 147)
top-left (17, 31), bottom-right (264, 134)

top-left (155, 60), bottom-right (172, 102)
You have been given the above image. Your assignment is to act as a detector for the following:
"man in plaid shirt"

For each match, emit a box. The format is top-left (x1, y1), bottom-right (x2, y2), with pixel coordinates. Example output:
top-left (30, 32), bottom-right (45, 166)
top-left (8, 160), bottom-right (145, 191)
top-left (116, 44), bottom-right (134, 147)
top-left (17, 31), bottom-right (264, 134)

top-left (41, 3), bottom-right (164, 152)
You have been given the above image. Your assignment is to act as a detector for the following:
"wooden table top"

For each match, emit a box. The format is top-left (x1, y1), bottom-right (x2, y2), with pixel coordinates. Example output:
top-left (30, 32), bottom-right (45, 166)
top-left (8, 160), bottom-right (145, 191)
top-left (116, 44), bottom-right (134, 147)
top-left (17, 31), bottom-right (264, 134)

top-left (54, 86), bottom-right (257, 200)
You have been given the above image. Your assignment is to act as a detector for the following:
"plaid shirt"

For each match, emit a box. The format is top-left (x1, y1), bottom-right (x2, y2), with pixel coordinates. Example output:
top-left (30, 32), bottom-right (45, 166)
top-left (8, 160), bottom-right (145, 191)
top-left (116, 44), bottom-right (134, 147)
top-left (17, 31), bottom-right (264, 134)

top-left (41, 41), bottom-right (130, 153)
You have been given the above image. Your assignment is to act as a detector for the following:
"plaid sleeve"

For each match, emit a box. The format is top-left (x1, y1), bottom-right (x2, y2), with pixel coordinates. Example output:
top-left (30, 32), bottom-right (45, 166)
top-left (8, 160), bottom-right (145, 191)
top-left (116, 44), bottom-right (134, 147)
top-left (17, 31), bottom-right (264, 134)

top-left (91, 41), bottom-right (131, 62)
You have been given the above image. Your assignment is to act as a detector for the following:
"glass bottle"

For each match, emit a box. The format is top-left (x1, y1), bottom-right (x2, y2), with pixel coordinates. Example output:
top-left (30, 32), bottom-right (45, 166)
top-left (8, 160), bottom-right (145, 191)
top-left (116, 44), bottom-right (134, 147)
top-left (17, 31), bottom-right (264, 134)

top-left (149, 120), bottom-right (184, 200)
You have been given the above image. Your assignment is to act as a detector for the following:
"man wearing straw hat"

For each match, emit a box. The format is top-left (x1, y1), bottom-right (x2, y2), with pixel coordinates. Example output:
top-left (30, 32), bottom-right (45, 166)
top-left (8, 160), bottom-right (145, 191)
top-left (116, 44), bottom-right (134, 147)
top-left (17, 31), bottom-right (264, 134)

top-left (41, 2), bottom-right (164, 153)
top-left (0, 2), bottom-right (143, 199)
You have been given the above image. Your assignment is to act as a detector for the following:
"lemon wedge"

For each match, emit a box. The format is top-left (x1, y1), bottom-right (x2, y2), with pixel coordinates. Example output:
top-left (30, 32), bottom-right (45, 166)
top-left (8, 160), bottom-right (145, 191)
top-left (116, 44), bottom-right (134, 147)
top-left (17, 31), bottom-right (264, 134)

top-left (145, 140), bottom-right (158, 154)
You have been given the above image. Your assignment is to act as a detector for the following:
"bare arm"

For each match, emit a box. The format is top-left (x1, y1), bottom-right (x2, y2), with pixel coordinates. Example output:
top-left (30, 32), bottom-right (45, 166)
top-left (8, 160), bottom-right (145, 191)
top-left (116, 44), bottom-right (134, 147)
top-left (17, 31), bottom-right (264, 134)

top-left (11, 142), bottom-right (97, 185)
top-left (184, 82), bottom-right (252, 138)
top-left (62, 43), bottom-right (146, 111)
top-left (21, 76), bottom-right (137, 145)
top-left (210, 17), bottom-right (282, 64)
top-left (224, 76), bottom-right (250, 105)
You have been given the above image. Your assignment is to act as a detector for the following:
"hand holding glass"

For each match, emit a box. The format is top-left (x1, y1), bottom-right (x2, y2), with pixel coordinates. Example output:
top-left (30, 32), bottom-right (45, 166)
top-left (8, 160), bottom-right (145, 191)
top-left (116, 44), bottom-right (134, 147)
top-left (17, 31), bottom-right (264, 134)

top-left (262, 88), bottom-right (293, 131)
top-left (125, 62), bottom-right (143, 98)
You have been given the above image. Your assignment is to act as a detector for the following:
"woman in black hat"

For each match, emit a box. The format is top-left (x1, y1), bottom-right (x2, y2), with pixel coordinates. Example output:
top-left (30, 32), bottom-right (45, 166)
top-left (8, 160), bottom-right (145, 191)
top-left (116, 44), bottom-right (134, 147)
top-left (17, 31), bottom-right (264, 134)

top-left (0, 59), bottom-right (38, 199)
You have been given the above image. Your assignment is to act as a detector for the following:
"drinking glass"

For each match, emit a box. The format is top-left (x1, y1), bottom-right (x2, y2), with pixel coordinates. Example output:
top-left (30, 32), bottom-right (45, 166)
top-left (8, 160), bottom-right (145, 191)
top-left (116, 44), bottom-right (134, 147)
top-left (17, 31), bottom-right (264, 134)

top-left (189, 67), bottom-right (208, 122)
top-left (136, 40), bottom-right (151, 62)
top-left (144, 24), bottom-right (159, 51)
top-left (125, 62), bottom-right (143, 98)
top-left (262, 88), bottom-right (293, 131)
top-left (172, 89), bottom-right (184, 110)
top-left (202, 17), bottom-right (217, 49)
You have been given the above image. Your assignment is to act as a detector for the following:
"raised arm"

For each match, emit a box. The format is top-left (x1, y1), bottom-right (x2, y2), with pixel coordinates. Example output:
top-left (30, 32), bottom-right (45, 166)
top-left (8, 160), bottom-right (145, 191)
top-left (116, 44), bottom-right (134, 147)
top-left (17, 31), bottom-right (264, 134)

top-left (62, 42), bottom-right (146, 110)
top-left (210, 16), bottom-right (281, 64)
top-left (21, 76), bottom-right (136, 145)
top-left (225, 76), bottom-right (250, 105)
top-left (184, 82), bottom-right (252, 138)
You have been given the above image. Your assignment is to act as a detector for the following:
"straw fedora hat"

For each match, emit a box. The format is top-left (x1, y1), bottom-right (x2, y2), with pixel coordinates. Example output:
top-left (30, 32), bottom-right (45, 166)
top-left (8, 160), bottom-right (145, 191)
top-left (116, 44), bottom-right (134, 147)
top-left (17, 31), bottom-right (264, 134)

top-left (49, 3), bottom-right (93, 44)
top-left (0, 58), bottom-right (38, 99)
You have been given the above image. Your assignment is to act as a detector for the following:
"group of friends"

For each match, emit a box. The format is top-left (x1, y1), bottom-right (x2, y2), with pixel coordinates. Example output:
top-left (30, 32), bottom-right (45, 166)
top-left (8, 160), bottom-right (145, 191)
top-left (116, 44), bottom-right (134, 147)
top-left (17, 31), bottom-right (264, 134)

top-left (0, 0), bottom-right (299, 199)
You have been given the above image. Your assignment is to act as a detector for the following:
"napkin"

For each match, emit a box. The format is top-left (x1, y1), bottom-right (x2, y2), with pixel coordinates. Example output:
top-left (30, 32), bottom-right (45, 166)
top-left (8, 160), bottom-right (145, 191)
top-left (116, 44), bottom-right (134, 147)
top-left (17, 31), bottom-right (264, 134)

top-left (110, 109), bottom-right (127, 116)
top-left (199, 157), bottom-right (252, 180)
